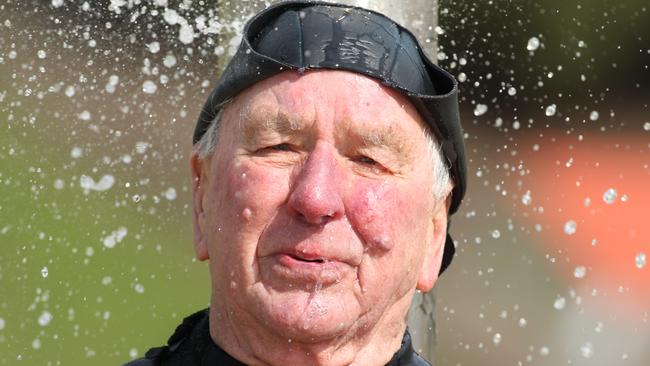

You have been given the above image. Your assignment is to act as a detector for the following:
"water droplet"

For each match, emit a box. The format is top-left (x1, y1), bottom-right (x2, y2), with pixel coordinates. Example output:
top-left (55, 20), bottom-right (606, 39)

top-left (0, 317), bottom-right (5, 330)
top-left (179, 23), bottom-right (195, 44)
top-left (643, 122), bottom-right (650, 131)
top-left (70, 147), bottom-right (82, 158)
top-left (491, 230), bottom-right (501, 239)
top-left (142, 80), bottom-right (158, 94)
top-left (135, 141), bottom-right (149, 154)
top-left (635, 253), bottom-right (646, 269)
top-left (553, 296), bottom-right (566, 310)
top-left (102, 227), bottom-right (127, 248)
top-left (32, 338), bottom-right (41, 349)
top-left (507, 87), bottom-right (517, 96)
top-left (38, 311), bottom-right (52, 326)
top-left (132, 194), bottom-right (141, 203)
top-left (564, 220), bottom-right (577, 235)
top-left (51, 0), bottom-right (64, 7)
top-left (242, 208), bottom-right (252, 221)
top-left (518, 318), bottom-right (527, 327)
top-left (573, 266), bottom-right (587, 279)
top-left (37, 50), bottom-right (47, 59)
top-left (545, 104), bottom-right (557, 117)
top-left (603, 188), bottom-right (617, 204)
top-left (163, 54), bottom-right (177, 68)
top-left (594, 321), bottom-right (604, 333)
top-left (53, 179), bottom-right (65, 190)
top-left (65, 85), bottom-right (76, 97)
top-left (78, 110), bottom-right (91, 121)
top-left (41, 266), bottom-right (49, 278)
top-left (521, 191), bottom-right (532, 205)
top-left (492, 333), bottom-right (502, 346)
top-left (565, 157), bottom-right (573, 167)
top-left (527, 36), bottom-right (540, 51)
top-left (163, 188), bottom-right (177, 201)
top-left (580, 342), bottom-right (594, 358)
top-left (80, 174), bottom-right (115, 192)
top-left (589, 111), bottom-right (599, 121)
top-left (147, 41), bottom-right (160, 54)
top-left (134, 283), bottom-right (145, 294)
top-left (539, 346), bottom-right (550, 356)
top-left (129, 348), bottom-right (138, 358)
top-left (473, 104), bottom-right (488, 116)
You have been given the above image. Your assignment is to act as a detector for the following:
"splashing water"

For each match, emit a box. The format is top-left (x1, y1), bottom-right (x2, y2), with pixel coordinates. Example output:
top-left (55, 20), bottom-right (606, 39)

top-left (580, 342), bottom-right (594, 358)
top-left (573, 266), bottom-right (586, 279)
top-left (526, 36), bottom-right (540, 51)
top-left (492, 333), bottom-right (502, 346)
top-left (80, 174), bottom-right (115, 193)
top-left (102, 227), bottom-right (128, 248)
top-left (635, 253), bottom-right (646, 269)
top-left (564, 220), bottom-right (577, 235)
top-left (38, 311), bottom-right (52, 326)
top-left (602, 188), bottom-right (617, 204)
top-left (545, 104), bottom-right (557, 116)
top-left (473, 103), bottom-right (488, 116)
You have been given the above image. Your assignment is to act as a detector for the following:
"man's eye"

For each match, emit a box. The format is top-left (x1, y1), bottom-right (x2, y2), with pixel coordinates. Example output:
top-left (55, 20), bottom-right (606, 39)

top-left (354, 155), bottom-right (378, 165)
top-left (262, 143), bottom-right (292, 152)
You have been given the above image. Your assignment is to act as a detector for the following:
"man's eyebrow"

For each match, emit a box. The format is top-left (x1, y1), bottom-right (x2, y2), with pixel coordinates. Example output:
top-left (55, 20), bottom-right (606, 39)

top-left (240, 104), bottom-right (307, 142)
top-left (353, 124), bottom-right (409, 154)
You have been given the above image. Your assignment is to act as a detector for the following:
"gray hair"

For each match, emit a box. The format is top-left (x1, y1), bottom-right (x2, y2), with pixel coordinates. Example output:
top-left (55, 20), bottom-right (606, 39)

top-left (195, 108), bottom-right (451, 200)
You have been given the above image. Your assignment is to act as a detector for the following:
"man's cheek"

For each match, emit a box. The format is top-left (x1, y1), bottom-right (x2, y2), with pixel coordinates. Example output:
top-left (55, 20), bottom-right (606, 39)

top-left (223, 164), bottom-right (291, 221)
top-left (347, 181), bottom-right (407, 252)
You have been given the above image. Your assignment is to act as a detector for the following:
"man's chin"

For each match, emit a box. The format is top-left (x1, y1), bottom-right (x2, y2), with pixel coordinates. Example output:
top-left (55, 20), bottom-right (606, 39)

top-left (252, 289), bottom-right (363, 344)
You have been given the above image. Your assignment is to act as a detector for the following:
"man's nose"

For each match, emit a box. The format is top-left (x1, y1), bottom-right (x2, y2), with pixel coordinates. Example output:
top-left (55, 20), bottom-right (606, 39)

top-left (287, 143), bottom-right (345, 226)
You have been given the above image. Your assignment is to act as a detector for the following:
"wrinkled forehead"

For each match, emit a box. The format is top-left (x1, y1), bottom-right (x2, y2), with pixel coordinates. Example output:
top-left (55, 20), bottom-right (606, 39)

top-left (226, 70), bottom-right (430, 137)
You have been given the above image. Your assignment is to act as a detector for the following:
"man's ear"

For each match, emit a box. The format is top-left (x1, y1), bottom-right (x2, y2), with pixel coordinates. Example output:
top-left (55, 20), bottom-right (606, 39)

top-left (416, 192), bottom-right (453, 293)
top-left (190, 151), bottom-right (210, 261)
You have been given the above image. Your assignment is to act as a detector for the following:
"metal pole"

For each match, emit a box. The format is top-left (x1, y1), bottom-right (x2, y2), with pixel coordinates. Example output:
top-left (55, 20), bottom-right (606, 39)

top-left (215, 0), bottom-right (439, 362)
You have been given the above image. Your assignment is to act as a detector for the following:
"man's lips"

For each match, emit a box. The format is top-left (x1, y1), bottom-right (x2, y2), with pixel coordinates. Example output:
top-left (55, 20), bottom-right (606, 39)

top-left (277, 253), bottom-right (331, 266)
top-left (260, 249), bottom-right (352, 285)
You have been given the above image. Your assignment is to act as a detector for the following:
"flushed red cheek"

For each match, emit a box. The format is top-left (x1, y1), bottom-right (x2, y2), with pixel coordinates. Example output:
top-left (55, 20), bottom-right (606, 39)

top-left (221, 162), bottom-right (289, 219)
top-left (347, 182), bottom-right (408, 252)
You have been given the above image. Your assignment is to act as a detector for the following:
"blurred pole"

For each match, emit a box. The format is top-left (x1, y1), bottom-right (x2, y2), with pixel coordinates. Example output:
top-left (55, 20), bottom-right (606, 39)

top-left (215, 0), bottom-right (439, 362)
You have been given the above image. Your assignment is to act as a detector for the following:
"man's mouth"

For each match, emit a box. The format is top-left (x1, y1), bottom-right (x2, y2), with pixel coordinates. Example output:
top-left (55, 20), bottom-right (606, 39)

top-left (290, 255), bottom-right (325, 263)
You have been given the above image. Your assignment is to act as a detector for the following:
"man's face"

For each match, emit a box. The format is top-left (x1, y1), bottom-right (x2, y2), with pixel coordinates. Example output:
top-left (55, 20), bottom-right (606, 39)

top-left (192, 70), bottom-right (449, 343)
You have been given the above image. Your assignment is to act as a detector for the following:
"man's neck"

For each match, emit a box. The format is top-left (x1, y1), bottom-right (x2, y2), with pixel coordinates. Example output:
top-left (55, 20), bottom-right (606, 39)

top-left (208, 293), bottom-right (414, 366)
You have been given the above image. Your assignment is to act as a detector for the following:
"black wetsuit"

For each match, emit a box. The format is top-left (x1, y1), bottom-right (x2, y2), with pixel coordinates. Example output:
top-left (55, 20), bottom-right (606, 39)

top-left (124, 309), bottom-right (431, 366)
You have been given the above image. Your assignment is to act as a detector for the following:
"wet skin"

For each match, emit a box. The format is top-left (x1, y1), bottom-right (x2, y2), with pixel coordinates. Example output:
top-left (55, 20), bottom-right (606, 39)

top-left (191, 70), bottom-right (450, 365)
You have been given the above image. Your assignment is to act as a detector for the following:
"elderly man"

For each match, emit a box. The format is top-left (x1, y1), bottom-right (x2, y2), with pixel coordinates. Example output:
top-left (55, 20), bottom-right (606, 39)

top-left (127, 1), bottom-right (465, 365)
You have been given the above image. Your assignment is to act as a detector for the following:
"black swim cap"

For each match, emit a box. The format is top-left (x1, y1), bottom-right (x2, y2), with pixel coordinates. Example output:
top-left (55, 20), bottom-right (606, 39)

top-left (193, 1), bottom-right (466, 274)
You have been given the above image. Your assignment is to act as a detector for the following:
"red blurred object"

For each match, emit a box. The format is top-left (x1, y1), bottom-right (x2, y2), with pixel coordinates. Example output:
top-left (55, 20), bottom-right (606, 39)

top-left (517, 132), bottom-right (649, 319)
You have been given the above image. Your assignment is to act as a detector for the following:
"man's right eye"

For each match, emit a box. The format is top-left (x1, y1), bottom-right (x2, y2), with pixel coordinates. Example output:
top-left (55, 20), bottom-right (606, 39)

top-left (256, 143), bottom-right (292, 153)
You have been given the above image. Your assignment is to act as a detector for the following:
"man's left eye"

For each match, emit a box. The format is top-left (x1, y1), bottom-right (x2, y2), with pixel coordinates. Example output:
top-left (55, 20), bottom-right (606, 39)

top-left (354, 155), bottom-right (378, 165)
